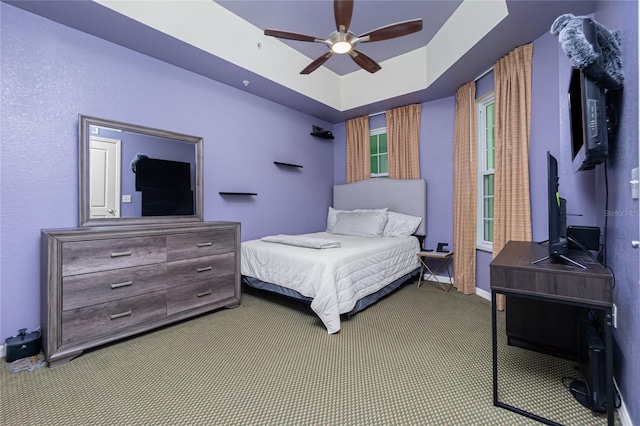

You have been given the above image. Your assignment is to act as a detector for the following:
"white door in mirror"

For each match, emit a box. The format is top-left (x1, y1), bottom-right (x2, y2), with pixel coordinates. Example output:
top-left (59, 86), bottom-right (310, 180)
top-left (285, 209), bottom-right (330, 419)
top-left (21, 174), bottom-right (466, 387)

top-left (90, 137), bottom-right (121, 218)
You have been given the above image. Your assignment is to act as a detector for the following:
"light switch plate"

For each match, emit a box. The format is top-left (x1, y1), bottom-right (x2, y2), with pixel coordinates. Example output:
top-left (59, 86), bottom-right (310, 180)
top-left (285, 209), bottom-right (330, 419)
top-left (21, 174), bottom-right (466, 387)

top-left (632, 168), bottom-right (639, 200)
top-left (122, 194), bottom-right (132, 203)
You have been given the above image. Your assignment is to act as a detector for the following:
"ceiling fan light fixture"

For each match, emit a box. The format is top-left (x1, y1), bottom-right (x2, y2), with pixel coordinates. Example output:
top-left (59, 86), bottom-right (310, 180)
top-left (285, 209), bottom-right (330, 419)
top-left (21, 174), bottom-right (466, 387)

top-left (263, 0), bottom-right (423, 74)
top-left (331, 41), bottom-right (352, 54)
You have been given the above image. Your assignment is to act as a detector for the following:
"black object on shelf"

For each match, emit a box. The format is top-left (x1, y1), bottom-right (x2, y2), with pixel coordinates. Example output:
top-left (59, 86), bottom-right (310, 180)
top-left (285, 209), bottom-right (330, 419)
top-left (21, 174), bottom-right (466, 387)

top-left (310, 131), bottom-right (334, 139)
top-left (310, 125), bottom-right (334, 140)
top-left (274, 161), bottom-right (303, 168)
top-left (219, 192), bottom-right (257, 196)
top-left (436, 243), bottom-right (449, 253)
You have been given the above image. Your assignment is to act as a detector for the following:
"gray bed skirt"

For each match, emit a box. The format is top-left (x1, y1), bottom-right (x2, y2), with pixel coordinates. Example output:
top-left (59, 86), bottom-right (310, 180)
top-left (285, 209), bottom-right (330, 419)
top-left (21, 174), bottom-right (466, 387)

top-left (241, 267), bottom-right (420, 318)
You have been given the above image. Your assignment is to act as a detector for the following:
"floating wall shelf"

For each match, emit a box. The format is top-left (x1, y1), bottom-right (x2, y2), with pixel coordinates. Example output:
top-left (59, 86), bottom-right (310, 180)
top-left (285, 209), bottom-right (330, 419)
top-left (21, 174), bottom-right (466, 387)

top-left (274, 161), bottom-right (303, 168)
top-left (310, 131), bottom-right (334, 140)
top-left (219, 192), bottom-right (257, 196)
top-left (310, 125), bottom-right (334, 140)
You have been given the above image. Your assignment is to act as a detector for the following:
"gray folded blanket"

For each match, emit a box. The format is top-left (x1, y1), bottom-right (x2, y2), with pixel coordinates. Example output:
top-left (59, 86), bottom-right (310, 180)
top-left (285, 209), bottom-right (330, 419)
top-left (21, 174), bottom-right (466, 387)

top-left (261, 234), bottom-right (341, 249)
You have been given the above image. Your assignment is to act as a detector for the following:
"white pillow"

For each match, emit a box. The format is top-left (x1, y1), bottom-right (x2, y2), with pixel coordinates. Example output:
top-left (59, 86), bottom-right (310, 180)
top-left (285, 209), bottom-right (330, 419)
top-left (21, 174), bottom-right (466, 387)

top-left (326, 207), bottom-right (388, 233)
top-left (383, 211), bottom-right (423, 237)
top-left (330, 211), bottom-right (388, 238)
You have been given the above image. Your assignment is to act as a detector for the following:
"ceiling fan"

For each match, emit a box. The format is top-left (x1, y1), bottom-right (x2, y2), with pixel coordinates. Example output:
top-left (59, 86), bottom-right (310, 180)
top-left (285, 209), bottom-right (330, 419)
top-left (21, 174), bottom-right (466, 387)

top-left (263, 0), bottom-right (423, 75)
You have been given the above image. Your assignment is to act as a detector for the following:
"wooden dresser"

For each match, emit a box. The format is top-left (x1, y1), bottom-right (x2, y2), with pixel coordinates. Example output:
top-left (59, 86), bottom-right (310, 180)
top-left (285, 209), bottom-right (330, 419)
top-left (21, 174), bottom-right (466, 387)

top-left (41, 221), bottom-right (240, 367)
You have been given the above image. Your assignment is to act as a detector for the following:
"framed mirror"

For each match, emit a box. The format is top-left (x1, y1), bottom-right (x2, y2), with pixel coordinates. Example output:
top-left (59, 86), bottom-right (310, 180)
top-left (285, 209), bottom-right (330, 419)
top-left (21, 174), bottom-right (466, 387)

top-left (79, 115), bottom-right (203, 227)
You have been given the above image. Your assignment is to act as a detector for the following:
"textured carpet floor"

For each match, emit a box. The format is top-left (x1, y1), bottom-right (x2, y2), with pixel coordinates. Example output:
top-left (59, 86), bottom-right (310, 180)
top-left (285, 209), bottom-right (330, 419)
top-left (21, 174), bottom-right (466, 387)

top-left (1, 280), bottom-right (618, 425)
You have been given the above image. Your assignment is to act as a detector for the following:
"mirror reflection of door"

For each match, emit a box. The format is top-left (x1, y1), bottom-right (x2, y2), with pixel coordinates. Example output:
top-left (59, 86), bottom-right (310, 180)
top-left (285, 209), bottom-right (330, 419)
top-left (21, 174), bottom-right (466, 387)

top-left (90, 136), bottom-right (121, 218)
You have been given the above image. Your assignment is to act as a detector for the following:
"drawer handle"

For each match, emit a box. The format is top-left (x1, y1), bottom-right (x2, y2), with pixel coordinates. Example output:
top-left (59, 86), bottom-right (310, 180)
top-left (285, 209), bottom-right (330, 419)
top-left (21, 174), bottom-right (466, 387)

top-left (109, 310), bottom-right (132, 320)
top-left (110, 251), bottom-right (132, 258)
top-left (197, 242), bottom-right (213, 247)
top-left (197, 290), bottom-right (212, 298)
top-left (197, 266), bottom-right (212, 273)
top-left (110, 280), bottom-right (133, 289)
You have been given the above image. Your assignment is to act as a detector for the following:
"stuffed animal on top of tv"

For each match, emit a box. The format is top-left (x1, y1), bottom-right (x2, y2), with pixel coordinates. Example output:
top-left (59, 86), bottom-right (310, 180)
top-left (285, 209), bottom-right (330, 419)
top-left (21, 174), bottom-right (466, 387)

top-left (550, 13), bottom-right (623, 90)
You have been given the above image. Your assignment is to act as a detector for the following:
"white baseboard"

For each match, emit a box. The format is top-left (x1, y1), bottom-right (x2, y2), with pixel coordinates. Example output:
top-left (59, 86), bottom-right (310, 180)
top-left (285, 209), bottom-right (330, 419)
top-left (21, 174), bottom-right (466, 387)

top-left (615, 379), bottom-right (633, 426)
top-left (475, 287), bottom-right (491, 301)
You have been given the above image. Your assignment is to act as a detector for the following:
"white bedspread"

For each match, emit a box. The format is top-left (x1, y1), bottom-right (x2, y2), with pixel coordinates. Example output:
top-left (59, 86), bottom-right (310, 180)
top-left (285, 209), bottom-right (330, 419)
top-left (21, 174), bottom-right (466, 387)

top-left (241, 232), bottom-right (420, 334)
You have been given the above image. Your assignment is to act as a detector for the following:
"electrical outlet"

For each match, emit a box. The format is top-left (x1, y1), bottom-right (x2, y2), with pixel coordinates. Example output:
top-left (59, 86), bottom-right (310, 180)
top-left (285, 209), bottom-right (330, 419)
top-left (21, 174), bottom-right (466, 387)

top-left (122, 194), bottom-right (132, 203)
top-left (612, 303), bottom-right (617, 328)
top-left (631, 168), bottom-right (639, 199)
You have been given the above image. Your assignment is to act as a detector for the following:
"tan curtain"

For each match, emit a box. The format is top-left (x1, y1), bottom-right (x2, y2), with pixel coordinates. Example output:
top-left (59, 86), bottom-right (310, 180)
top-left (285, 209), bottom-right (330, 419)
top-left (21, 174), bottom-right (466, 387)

top-left (346, 115), bottom-right (370, 183)
top-left (453, 82), bottom-right (477, 295)
top-left (386, 104), bottom-right (421, 179)
top-left (493, 43), bottom-right (534, 310)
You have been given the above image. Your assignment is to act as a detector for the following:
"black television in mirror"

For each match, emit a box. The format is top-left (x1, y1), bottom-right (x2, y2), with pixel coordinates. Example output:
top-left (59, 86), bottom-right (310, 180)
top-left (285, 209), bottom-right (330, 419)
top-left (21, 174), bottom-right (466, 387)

top-left (135, 157), bottom-right (191, 191)
top-left (532, 152), bottom-right (585, 269)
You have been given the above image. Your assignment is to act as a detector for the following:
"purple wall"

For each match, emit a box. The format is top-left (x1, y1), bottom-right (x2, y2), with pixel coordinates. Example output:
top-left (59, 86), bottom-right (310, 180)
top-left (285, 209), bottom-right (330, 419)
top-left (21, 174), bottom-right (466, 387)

top-left (593, 1), bottom-right (639, 422)
top-left (0, 4), bottom-right (334, 340)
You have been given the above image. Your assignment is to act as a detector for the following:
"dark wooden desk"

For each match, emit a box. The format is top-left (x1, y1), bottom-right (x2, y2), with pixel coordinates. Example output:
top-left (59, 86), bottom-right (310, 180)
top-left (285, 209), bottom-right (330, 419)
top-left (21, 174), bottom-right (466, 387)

top-left (490, 241), bottom-right (614, 426)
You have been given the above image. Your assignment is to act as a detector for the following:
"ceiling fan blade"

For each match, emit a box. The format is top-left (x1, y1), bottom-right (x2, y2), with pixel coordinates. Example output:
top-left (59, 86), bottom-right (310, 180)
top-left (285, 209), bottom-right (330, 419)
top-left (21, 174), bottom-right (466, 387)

top-left (359, 19), bottom-right (423, 43)
top-left (349, 50), bottom-right (381, 74)
top-left (264, 29), bottom-right (322, 43)
top-left (300, 52), bottom-right (334, 75)
top-left (334, 0), bottom-right (354, 32)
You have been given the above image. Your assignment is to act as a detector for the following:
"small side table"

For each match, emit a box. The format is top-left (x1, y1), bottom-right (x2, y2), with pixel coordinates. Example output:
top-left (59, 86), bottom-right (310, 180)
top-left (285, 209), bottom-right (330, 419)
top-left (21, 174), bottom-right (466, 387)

top-left (417, 251), bottom-right (454, 292)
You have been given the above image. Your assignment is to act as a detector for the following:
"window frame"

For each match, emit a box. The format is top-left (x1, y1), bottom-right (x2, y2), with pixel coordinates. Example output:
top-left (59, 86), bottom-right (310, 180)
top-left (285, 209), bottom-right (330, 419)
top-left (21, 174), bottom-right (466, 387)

top-left (476, 92), bottom-right (495, 252)
top-left (370, 126), bottom-right (388, 178)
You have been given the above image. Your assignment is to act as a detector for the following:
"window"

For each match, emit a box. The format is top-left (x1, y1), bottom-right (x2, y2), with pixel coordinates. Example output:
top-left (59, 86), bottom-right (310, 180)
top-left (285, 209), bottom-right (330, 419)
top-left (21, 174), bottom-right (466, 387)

top-left (370, 127), bottom-right (388, 178)
top-left (476, 93), bottom-right (494, 251)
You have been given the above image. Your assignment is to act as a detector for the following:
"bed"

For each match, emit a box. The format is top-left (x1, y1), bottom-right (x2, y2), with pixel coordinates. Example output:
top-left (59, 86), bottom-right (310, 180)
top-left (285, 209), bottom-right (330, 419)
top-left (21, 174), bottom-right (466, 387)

top-left (241, 178), bottom-right (427, 334)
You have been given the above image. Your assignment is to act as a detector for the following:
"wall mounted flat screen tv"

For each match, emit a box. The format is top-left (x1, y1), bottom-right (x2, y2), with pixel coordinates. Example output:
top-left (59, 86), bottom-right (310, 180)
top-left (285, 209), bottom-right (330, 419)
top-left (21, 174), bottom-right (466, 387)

top-left (566, 17), bottom-right (622, 173)
top-left (568, 68), bottom-right (609, 172)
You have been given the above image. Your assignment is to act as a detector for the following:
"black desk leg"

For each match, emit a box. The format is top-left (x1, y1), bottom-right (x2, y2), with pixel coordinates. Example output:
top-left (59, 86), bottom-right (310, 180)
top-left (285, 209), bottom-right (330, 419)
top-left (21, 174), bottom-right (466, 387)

top-left (492, 291), bottom-right (498, 405)
top-left (605, 308), bottom-right (614, 426)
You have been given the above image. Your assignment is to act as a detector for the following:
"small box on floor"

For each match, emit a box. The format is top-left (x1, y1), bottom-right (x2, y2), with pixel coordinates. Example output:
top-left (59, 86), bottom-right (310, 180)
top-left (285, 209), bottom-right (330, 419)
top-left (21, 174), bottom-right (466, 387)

top-left (5, 329), bottom-right (41, 362)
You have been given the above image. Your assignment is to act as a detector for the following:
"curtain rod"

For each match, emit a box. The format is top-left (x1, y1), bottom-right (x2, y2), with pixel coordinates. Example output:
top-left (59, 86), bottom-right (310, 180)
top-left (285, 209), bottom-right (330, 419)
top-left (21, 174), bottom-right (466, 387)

top-left (474, 66), bottom-right (494, 82)
top-left (366, 69), bottom-right (492, 118)
top-left (366, 67), bottom-right (492, 118)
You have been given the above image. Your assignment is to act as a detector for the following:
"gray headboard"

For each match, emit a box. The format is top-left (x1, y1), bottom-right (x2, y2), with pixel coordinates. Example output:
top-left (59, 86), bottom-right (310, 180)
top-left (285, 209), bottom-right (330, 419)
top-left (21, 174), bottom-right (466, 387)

top-left (333, 178), bottom-right (427, 236)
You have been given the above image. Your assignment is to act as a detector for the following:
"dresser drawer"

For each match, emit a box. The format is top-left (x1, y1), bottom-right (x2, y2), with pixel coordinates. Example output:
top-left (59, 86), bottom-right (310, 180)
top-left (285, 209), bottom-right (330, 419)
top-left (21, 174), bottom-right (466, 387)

top-left (62, 236), bottom-right (167, 276)
top-left (61, 291), bottom-right (166, 344)
top-left (167, 229), bottom-right (235, 261)
top-left (167, 252), bottom-right (235, 288)
top-left (63, 264), bottom-right (168, 311)
top-left (166, 277), bottom-right (236, 315)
